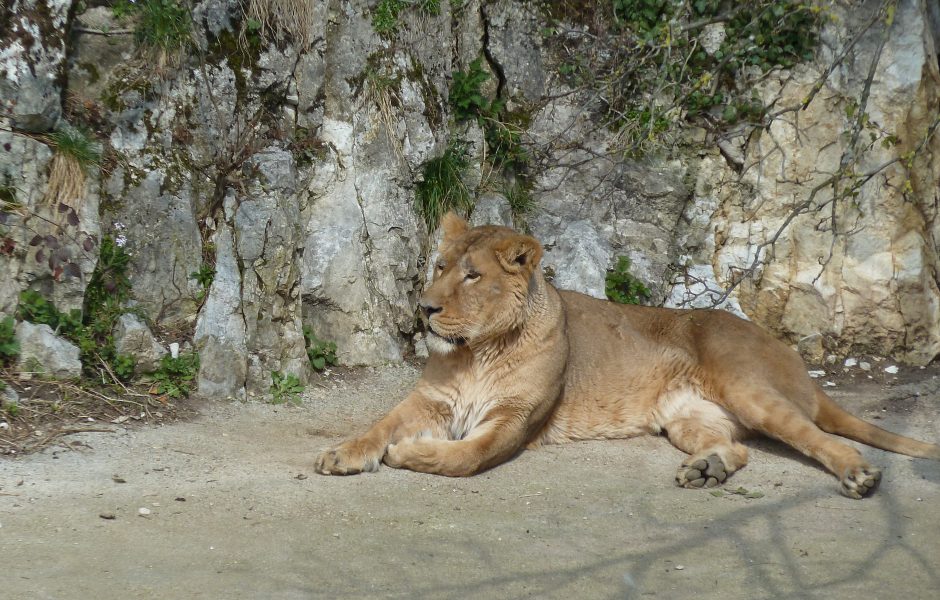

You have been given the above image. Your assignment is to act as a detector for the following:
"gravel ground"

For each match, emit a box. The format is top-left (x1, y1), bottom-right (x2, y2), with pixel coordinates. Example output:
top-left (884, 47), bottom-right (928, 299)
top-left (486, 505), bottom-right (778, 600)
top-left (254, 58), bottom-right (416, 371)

top-left (2, 362), bottom-right (939, 599)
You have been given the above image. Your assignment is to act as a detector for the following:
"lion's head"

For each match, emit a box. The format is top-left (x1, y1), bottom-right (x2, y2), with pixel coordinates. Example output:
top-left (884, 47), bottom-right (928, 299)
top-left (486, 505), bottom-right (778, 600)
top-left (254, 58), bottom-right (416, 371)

top-left (419, 213), bottom-right (544, 355)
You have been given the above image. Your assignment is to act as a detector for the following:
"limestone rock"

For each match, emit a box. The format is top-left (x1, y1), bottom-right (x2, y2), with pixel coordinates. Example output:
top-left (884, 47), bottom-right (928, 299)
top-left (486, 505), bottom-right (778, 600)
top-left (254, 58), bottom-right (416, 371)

top-left (194, 223), bottom-right (248, 400)
top-left (470, 193), bottom-right (514, 228)
top-left (672, 0), bottom-right (940, 364)
top-left (112, 314), bottom-right (167, 374)
top-left (15, 321), bottom-right (81, 379)
top-left (0, 0), bottom-right (71, 132)
top-left (540, 220), bottom-right (610, 300)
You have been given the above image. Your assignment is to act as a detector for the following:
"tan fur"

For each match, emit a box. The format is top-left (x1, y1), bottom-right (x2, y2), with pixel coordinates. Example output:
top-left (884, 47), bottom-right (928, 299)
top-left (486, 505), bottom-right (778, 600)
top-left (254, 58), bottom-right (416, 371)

top-left (315, 214), bottom-right (940, 498)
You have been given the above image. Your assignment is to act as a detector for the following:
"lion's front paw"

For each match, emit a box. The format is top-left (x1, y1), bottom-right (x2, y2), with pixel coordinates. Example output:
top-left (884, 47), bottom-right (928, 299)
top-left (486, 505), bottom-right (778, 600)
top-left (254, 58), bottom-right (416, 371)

top-left (314, 442), bottom-right (382, 476)
top-left (839, 465), bottom-right (881, 499)
top-left (383, 439), bottom-right (415, 469)
top-left (676, 453), bottom-right (728, 489)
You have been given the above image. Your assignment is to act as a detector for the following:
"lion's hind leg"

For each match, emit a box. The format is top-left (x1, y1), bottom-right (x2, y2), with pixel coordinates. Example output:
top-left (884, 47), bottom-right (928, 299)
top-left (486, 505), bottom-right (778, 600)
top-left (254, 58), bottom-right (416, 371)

top-left (665, 415), bottom-right (749, 489)
top-left (721, 386), bottom-right (881, 498)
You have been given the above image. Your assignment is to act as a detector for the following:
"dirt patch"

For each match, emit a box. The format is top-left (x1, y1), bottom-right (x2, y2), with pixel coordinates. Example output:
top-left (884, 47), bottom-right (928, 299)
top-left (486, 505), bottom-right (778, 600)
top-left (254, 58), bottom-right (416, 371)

top-left (1, 362), bottom-right (938, 599)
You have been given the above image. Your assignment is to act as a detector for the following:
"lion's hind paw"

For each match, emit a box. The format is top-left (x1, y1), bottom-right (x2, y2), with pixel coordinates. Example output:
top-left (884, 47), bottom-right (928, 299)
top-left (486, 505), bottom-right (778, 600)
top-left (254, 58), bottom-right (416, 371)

top-left (839, 465), bottom-right (881, 499)
top-left (676, 453), bottom-right (728, 489)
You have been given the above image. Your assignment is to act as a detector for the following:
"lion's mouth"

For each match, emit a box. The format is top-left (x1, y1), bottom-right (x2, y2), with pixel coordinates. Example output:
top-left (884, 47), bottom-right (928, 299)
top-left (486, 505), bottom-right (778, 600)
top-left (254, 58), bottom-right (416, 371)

top-left (428, 329), bottom-right (467, 346)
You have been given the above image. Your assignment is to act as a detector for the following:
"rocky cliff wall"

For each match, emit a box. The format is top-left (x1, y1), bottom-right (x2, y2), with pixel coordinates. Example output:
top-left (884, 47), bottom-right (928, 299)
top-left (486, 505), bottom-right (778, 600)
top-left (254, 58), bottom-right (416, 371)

top-left (2, 0), bottom-right (938, 399)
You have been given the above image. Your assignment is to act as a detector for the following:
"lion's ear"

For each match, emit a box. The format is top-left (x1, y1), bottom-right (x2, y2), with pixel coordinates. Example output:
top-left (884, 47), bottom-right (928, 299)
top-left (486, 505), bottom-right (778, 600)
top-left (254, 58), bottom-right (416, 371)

top-left (441, 212), bottom-right (469, 243)
top-left (493, 234), bottom-right (543, 274)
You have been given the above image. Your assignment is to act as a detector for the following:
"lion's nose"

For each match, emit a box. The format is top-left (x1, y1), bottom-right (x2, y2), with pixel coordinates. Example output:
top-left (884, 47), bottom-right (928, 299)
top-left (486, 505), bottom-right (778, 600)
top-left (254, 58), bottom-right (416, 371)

top-left (419, 300), bottom-right (442, 318)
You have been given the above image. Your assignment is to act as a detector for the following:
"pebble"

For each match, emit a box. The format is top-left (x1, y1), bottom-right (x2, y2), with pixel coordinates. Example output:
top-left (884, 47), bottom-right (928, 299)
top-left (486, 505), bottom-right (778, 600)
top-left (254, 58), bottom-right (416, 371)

top-left (884, 365), bottom-right (899, 374)
top-left (138, 507), bottom-right (151, 516)
top-left (807, 370), bottom-right (826, 378)
top-left (859, 361), bottom-right (871, 371)
top-left (844, 358), bottom-right (858, 368)
top-left (675, 565), bottom-right (685, 571)
top-left (99, 513), bottom-right (116, 520)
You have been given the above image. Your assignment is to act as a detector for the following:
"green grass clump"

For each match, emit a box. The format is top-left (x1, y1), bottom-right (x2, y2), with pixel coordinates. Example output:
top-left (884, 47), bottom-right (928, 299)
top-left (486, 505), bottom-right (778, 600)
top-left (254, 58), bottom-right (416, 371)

top-left (415, 141), bottom-right (473, 232)
top-left (450, 57), bottom-right (491, 122)
top-left (113, 0), bottom-right (192, 50)
top-left (48, 127), bottom-right (101, 172)
top-left (504, 183), bottom-right (534, 218)
top-left (0, 315), bottom-right (19, 364)
top-left (372, 0), bottom-right (406, 34)
top-left (605, 256), bottom-right (651, 305)
top-left (372, 0), bottom-right (441, 34)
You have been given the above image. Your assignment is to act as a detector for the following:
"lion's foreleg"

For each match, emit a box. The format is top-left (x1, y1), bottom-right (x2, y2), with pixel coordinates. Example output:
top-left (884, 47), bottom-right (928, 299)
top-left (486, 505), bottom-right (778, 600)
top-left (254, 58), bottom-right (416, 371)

top-left (314, 392), bottom-right (450, 475)
top-left (384, 407), bottom-right (527, 477)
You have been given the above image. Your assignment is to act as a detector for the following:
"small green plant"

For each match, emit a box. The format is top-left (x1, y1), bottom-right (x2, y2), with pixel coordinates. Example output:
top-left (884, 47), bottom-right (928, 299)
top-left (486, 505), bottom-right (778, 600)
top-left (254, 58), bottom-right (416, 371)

top-left (111, 353), bottom-right (137, 381)
top-left (16, 290), bottom-right (83, 337)
top-left (2, 398), bottom-right (19, 418)
top-left (190, 263), bottom-right (215, 300)
top-left (83, 236), bottom-right (132, 321)
top-left (415, 140), bottom-right (473, 232)
top-left (270, 371), bottom-right (304, 404)
top-left (113, 0), bottom-right (192, 50)
top-left (0, 315), bottom-right (19, 364)
top-left (303, 326), bottom-right (338, 371)
top-left (152, 351), bottom-right (200, 399)
top-left (15, 236), bottom-right (138, 381)
top-left (449, 57), bottom-right (531, 179)
top-left (605, 256), bottom-right (651, 305)
top-left (450, 57), bottom-right (491, 121)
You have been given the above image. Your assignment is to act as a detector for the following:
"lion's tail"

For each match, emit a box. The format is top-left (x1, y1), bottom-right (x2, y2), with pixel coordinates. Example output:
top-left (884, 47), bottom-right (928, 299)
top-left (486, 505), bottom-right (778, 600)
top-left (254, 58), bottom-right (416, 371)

top-left (814, 388), bottom-right (940, 460)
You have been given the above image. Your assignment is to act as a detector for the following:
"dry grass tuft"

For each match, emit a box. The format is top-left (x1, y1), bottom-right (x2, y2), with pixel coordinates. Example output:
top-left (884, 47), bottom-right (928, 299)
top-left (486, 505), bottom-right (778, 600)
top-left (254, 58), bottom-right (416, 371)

top-left (241, 0), bottom-right (316, 50)
top-left (43, 153), bottom-right (87, 216)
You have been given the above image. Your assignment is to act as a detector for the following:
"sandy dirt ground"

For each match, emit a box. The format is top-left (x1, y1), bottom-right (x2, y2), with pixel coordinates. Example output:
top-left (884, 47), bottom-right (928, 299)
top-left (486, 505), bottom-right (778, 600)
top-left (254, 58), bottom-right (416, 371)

top-left (2, 362), bottom-right (939, 600)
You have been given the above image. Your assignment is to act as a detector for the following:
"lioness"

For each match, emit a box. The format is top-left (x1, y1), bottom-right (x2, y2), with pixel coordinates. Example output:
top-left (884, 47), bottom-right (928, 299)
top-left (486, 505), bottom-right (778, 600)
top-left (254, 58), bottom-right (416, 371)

top-left (315, 213), bottom-right (940, 498)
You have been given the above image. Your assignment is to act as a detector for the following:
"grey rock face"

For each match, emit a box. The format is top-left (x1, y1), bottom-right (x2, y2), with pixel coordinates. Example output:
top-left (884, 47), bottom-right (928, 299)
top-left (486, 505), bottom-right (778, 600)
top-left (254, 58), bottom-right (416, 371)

top-left (485, 0), bottom-right (546, 103)
top-left (233, 148), bottom-right (309, 394)
top-left (0, 0), bottom-right (936, 401)
top-left (470, 193), bottom-right (514, 228)
top-left (668, 0), bottom-right (940, 364)
top-left (1, 1), bottom-right (101, 316)
top-left (540, 220), bottom-right (610, 300)
top-left (112, 314), bottom-right (167, 374)
top-left (194, 222), bottom-right (248, 400)
top-left (0, 0), bottom-right (71, 132)
top-left (527, 94), bottom-right (690, 301)
top-left (15, 321), bottom-right (81, 379)
top-left (299, 0), bottom-right (450, 366)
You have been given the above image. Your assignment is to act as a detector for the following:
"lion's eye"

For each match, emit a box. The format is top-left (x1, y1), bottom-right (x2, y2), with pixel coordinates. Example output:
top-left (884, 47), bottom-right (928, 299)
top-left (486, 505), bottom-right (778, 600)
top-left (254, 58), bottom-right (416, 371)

top-left (464, 272), bottom-right (481, 282)
top-left (436, 262), bottom-right (446, 272)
